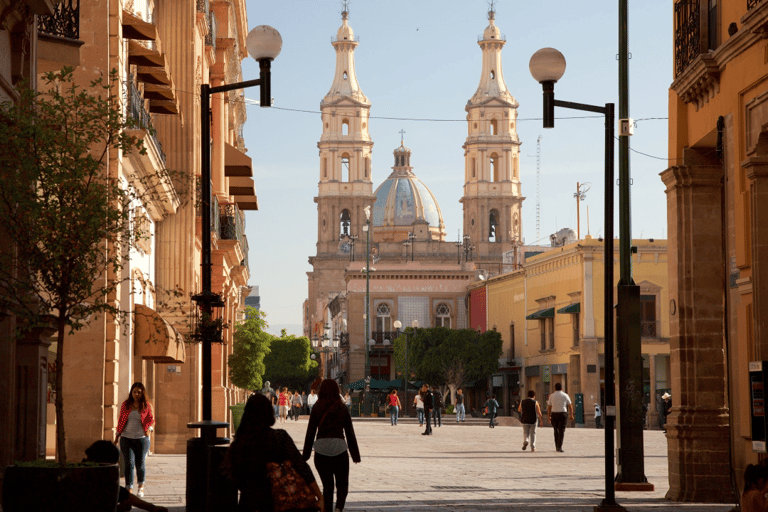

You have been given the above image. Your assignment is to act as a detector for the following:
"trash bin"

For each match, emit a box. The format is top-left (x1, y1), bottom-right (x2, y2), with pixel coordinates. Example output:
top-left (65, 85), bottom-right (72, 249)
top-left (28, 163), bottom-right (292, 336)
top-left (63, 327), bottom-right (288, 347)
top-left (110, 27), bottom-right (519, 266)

top-left (229, 403), bottom-right (245, 434)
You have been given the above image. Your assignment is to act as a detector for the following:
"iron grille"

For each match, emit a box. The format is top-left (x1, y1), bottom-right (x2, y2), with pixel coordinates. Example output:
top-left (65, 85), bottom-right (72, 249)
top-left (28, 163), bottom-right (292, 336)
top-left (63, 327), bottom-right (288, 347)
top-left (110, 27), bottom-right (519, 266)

top-left (125, 76), bottom-right (166, 165)
top-left (641, 321), bottom-right (659, 338)
top-left (674, 0), bottom-right (700, 77)
top-left (39, 0), bottom-right (79, 40)
top-left (748, 0), bottom-right (764, 10)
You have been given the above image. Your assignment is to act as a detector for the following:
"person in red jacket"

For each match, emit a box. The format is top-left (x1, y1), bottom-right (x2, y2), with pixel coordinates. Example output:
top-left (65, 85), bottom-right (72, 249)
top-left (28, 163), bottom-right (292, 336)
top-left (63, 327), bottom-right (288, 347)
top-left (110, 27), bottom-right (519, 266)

top-left (114, 382), bottom-right (155, 496)
top-left (303, 379), bottom-right (361, 512)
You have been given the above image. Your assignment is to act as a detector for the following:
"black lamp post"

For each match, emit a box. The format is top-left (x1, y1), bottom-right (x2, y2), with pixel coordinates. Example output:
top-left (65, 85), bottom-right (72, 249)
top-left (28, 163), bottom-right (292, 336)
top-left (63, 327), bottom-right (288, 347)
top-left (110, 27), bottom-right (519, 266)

top-left (187, 24), bottom-right (281, 512)
top-left (363, 206), bottom-right (372, 414)
top-left (529, 47), bottom-right (623, 512)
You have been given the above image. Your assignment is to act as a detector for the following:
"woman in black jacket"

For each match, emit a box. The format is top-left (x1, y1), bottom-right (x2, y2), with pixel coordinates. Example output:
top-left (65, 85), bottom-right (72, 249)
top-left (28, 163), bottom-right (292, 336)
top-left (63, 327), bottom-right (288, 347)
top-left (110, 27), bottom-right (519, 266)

top-left (303, 379), bottom-right (361, 512)
top-left (224, 394), bottom-right (324, 512)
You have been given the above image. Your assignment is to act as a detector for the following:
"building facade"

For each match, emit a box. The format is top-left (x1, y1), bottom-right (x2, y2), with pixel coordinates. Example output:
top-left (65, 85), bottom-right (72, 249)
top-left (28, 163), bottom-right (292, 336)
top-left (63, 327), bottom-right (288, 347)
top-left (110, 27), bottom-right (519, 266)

top-left (305, 8), bottom-right (522, 389)
top-left (664, 0), bottom-right (768, 502)
top-left (478, 237), bottom-right (670, 424)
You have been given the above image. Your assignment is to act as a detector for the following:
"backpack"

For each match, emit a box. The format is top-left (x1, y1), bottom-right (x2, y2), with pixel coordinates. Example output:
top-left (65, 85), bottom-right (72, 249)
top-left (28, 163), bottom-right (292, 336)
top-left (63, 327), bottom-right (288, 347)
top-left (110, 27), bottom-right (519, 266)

top-left (434, 391), bottom-right (443, 407)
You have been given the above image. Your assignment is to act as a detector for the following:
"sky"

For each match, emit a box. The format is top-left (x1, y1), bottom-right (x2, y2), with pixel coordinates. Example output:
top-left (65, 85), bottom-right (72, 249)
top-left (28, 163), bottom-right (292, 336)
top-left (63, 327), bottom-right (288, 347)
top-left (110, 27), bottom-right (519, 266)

top-left (240, 1), bottom-right (672, 336)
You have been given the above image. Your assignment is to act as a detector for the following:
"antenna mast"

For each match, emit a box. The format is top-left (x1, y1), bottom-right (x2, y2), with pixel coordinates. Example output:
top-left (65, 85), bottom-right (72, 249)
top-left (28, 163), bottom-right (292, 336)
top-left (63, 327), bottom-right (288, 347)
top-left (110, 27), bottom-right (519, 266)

top-left (536, 135), bottom-right (542, 244)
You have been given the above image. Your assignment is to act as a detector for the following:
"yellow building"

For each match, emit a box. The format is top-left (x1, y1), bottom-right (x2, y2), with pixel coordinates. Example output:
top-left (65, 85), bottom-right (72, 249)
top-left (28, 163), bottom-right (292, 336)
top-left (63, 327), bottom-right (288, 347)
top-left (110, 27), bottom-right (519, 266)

top-left (482, 237), bottom-right (670, 426)
top-left (663, 0), bottom-right (768, 502)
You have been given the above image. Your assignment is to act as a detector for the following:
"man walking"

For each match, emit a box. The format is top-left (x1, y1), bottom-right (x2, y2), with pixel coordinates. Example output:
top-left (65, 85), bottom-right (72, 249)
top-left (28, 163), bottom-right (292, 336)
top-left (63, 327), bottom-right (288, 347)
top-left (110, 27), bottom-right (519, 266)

top-left (455, 388), bottom-right (465, 422)
top-left (547, 382), bottom-right (574, 452)
top-left (431, 385), bottom-right (442, 427)
top-left (421, 384), bottom-right (433, 435)
top-left (518, 390), bottom-right (543, 451)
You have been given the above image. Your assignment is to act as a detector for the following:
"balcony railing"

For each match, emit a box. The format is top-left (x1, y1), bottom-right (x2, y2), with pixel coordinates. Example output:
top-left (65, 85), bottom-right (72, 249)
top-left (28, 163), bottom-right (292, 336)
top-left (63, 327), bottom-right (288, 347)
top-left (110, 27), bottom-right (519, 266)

top-left (126, 77), bottom-right (166, 165)
top-left (674, 0), bottom-right (700, 77)
top-left (39, 0), bottom-right (80, 40)
top-left (195, 179), bottom-right (220, 239)
top-left (371, 331), bottom-right (397, 345)
top-left (641, 321), bottom-right (660, 338)
top-left (205, 11), bottom-right (217, 48)
top-left (748, 0), bottom-right (764, 11)
top-left (220, 202), bottom-right (248, 271)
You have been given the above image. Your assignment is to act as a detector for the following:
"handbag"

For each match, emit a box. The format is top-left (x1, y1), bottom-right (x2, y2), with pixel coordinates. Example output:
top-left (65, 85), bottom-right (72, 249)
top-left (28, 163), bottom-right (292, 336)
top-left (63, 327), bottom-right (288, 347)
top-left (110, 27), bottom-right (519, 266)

top-left (266, 459), bottom-right (318, 512)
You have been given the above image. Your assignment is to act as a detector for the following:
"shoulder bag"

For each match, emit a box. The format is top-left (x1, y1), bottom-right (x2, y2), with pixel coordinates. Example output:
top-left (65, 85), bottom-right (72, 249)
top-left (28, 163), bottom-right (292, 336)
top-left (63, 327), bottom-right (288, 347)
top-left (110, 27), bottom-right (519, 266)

top-left (266, 459), bottom-right (318, 512)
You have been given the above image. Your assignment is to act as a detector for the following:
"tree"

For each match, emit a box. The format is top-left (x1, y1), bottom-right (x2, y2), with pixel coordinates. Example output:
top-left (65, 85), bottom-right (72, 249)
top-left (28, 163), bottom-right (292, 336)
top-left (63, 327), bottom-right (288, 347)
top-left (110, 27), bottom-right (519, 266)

top-left (262, 332), bottom-right (319, 391)
top-left (394, 327), bottom-right (503, 405)
top-left (0, 68), bottom-right (173, 464)
top-left (228, 307), bottom-right (272, 392)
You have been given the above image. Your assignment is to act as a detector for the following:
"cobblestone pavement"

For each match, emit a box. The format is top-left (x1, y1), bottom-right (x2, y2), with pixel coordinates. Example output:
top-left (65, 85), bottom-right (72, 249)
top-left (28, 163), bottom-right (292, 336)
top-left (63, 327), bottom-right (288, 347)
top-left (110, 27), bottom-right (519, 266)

top-left (142, 418), bottom-right (738, 512)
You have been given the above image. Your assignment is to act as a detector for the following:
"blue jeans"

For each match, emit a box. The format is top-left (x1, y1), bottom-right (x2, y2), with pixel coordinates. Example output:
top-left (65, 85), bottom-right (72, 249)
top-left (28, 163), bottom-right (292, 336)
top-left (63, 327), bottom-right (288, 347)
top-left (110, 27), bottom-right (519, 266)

top-left (432, 407), bottom-right (442, 426)
top-left (417, 408), bottom-right (425, 425)
top-left (456, 403), bottom-right (465, 421)
top-left (120, 436), bottom-right (150, 489)
top-left (390, 405), bottom-right (399, 425)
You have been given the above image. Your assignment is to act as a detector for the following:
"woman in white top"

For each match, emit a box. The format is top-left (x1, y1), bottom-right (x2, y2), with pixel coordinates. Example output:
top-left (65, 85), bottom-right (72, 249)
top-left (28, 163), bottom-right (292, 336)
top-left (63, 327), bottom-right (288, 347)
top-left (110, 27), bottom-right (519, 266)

top-left (307, 389), bottom-right (318, 414)
top-left (413, 393), bottom-right (425, 426)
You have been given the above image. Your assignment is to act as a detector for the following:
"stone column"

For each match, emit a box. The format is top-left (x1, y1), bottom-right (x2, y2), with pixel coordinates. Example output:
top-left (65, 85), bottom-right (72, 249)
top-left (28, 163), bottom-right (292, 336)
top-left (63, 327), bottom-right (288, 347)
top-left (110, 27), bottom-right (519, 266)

top-left (744, 156), bottom-right (768, 356)
top-left (660, 160), bottom-right (732, 502)
top-left (648, 354), bottom-right (659, 430)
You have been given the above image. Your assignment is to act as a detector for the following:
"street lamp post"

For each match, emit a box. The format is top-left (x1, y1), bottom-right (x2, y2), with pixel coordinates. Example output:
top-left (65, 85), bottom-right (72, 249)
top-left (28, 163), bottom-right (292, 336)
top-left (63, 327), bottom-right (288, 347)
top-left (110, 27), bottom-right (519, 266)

top-left (529, 47), bottom-right (624, 512)
top-left (363, 205), bottom-right (372, 414)
top-left (189, 24), bottom-right (281, 512)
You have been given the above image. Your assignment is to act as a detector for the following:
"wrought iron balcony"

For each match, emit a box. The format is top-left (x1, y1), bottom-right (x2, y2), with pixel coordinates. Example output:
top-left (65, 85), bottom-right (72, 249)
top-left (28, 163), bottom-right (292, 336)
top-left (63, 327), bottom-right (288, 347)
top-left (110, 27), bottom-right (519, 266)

top-left (125, 77), bottom-right (166, 164)
top-left (194, 178), bottom-right (220, 239)
top-left (641, 321), bottom-right (660, 338)
top-left (371, 331), bottom-right (397, 345)
top-left (39, 0), bottom-right (80, 40)
top-left (220, 202), bottom-right (249, 272)
top-left (748, 0), bottom-right (764, 11)
top-left (674, 0), bottom-right (700, 77)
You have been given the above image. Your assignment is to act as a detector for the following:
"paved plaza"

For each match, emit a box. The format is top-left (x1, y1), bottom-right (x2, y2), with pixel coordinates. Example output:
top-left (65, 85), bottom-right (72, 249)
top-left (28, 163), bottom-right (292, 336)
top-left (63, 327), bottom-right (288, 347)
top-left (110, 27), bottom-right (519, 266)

top-left (142, 418), bottom-right (738, 512)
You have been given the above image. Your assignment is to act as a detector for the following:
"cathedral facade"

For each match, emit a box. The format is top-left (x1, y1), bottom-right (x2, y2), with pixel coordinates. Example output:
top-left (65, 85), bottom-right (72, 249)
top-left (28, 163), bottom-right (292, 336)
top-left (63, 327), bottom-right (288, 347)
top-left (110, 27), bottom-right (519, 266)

top-left (304, 8), bottom-right (523, 389)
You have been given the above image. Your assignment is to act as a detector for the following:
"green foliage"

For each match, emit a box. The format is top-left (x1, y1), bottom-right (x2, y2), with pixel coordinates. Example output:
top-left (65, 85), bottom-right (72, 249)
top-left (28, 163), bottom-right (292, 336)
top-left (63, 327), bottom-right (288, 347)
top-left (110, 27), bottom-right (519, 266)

top-left (0, 67), bottom-right (177, 464)
top-left (262, 332), bottom-right (319, 391)
top-left (227, 308), bottom-right (272, 391)
top-left (394, 327), bottom-right (502, 391)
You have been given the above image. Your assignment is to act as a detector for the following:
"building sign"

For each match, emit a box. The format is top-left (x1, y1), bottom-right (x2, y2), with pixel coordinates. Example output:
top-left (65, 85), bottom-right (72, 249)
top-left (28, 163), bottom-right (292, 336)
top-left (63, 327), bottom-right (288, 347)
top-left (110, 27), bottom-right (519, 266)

top-left (542, 365), bottom-right (550, 383)
top-left (492, 375), bottom-right (503, 387)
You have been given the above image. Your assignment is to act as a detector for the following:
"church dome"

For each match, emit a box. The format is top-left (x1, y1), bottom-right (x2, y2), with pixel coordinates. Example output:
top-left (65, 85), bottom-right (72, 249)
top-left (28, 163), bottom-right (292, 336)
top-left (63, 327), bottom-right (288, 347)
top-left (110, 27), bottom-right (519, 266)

top-left (372, 142), bottom-right (446, 241)
top-left (336, 11), bottom-right (354, 41)
top-left (483, 11), bottom-right (502, 40)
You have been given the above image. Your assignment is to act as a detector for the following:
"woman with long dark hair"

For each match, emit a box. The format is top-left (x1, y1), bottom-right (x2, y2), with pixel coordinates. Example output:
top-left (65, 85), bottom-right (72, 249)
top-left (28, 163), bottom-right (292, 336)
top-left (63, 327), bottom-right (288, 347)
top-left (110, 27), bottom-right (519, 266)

top-left (224, 393), bottom-right (324, 512)
top-left (114, 382), bottom-right (155, 497)
top-left (303, 379), bottom-right (361, 512)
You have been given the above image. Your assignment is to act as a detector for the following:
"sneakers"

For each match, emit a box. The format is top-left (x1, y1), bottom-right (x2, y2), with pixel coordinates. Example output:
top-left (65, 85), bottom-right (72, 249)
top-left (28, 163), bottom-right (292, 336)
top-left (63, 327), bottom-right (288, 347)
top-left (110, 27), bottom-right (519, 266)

top-left (522, 441), bottom-right (528, 451)
top-left (137, 485), bottom-right (145, 497)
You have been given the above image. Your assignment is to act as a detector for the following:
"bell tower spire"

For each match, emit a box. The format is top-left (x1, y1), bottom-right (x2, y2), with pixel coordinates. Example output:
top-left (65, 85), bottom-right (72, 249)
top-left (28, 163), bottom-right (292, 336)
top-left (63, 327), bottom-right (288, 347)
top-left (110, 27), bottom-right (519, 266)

top-left (460, 7), bottom-right (524, 258)
top-left (316, 6), bottom-right (375, 251)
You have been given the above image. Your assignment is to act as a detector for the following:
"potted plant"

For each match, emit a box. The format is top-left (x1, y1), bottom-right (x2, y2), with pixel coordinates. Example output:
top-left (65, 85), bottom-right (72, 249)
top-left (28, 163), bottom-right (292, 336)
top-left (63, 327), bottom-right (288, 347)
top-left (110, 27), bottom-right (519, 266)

top-left (0, 68), bottom-right (175, 509)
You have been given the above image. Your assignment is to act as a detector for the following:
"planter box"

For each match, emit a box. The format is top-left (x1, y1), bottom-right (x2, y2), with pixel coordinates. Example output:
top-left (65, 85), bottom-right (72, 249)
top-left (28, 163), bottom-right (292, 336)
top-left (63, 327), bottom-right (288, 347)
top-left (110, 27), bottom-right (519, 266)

top-left (2, 463), bottom-right (119, 512)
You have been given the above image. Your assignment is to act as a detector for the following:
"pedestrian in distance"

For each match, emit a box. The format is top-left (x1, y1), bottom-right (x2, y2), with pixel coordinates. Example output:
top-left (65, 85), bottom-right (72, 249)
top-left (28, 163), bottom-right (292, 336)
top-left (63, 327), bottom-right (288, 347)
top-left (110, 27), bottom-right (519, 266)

top-left (302, 391), bottom-right (308, 414)
top-left (344, 392), bottom-right (352, 415)
top-left (303, 379), bottom-right (361, 512)
top-left (84, 440), bottom-right (169, 512)
top-left (518, 390), bottom-right (543, 451)
top-left (421, 384), bottom-right (434, 435)
top-left (224, 394), bottom-right (324, 512)
top-left (431, 385), bottom-right (442, 427)
top-left (308, 388), bottom-right (318, 414)
top-left (484, 394), bottom-right (500, 428)
top-left (594, 403), bottom-right (602, 429)
top-left (387, 389), bottom-right (402, 426)
top-left (455, 388), bottom-right (465, 422)
top-left (278, 387), bottom-right (290, 423)
top-left (661, 392), bottom-right (672, 432)
top-left (547, 382), bottom-right (574, 452)
top-left (114, 382), bottom-right (155, 497)
top-left (414, 391), bottom-right (425, 426)
top-left (293, 390), bottom-right (303, 421)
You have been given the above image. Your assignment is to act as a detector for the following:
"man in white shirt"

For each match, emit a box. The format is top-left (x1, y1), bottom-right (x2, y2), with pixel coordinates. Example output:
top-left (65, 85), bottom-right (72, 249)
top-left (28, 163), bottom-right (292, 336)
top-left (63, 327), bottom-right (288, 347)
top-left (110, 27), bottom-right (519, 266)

top-left (547, 382), bottom-right (574, 452)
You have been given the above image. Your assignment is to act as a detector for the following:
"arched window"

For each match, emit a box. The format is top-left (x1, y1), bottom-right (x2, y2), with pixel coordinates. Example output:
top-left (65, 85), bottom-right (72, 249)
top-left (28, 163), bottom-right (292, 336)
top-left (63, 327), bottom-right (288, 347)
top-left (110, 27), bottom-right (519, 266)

top-left (435, 303), bottom-right (451, 328)
top-left (490, 119), bottom-right (498, 135)
top-left (341, 154), bottom-right (350, 182)
top-left (376, 303), bottom-right (391, 333)
top-left (340, 209), bottom-right (351, 238)
top-left (342, 119), bottom-right (349, 136)
top-left (489, 210), bottom-right (499, 242)
top-left (323, 157), bottom-right (328, 179)
top-left (471, 157), bottom-right (476, 178)
top-left (365, 157), bottom-right (369, 178)
top-left (490, 153), bottom-right (500, 182)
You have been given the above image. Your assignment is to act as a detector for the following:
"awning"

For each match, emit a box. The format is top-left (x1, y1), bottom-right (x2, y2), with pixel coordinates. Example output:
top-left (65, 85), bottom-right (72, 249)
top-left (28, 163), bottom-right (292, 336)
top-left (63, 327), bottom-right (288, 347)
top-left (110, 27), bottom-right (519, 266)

top-left (225, 142), bottom-right (253, 177)
top-left (149, 100), bottom-right (179, 115)
top-left (127, 39), bottom-right (164, 67)
top-left (122, 10), bottom-right (157, 41)
top-left (136, 65), bottom-right (172, 86)
top-left (228, 176), bottom-right (255, 196)
top-left (525, 307), bottom-right (554, 320)
top-left (557, 303), bottom-right (581, 314)
top-left (233, 195), bottom-right (259, 211)
top-left (134, 304), bottom-right (185, 363)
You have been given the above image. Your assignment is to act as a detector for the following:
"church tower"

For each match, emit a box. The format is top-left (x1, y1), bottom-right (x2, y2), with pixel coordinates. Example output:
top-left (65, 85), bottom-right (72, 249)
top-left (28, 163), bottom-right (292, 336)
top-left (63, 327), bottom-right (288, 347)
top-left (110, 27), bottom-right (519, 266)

top-left (315, 7), bottom-right (375, 255)
top-left (460, 7), bottom-right (523, 257)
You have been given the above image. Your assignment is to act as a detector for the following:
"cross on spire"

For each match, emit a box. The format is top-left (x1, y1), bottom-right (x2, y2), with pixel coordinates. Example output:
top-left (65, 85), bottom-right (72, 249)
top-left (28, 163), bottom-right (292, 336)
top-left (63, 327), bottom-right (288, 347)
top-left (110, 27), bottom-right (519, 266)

top-left (399, 129), bottom-right (406, 144)
top-left (341, 0), bottom-right (350, 16)
top-left (488, 0), bottom-right (496, 19)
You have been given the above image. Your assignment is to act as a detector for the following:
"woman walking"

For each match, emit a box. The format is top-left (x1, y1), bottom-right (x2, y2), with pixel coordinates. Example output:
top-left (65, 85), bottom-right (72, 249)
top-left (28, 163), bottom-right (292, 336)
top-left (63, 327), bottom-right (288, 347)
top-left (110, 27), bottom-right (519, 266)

top-left (114, 382), bottom-right (155, 497)
top-left (303, 379), bottom-right (361, 512)
top-left (292, 390), bottom-right (303, 421)
top-left (224, 394), bottom-right (324, 512)
top-left (387, 390), bottom-right (402, 426)
top-left (413, 391), bottom-right (425, 427)
top-left (278, 387), bottom-right (290, 423)
top-left (518, 390), bottom-right (543, 452)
